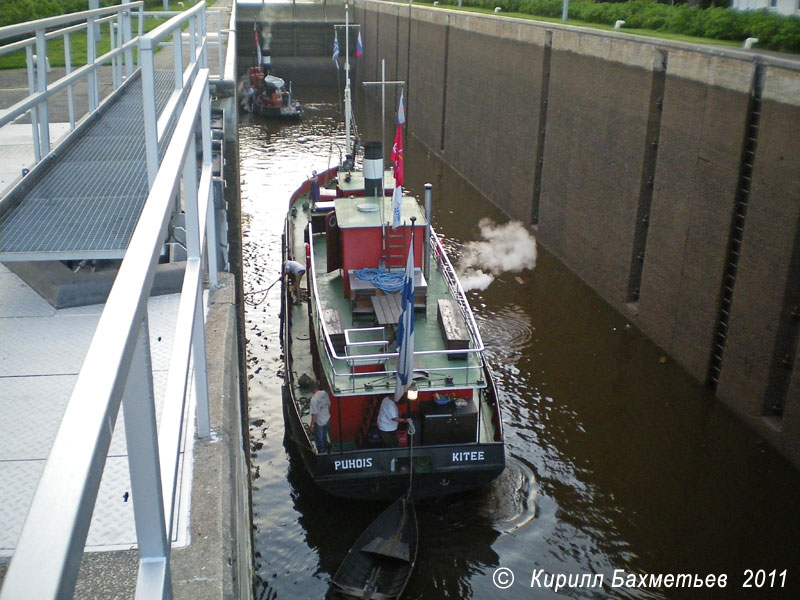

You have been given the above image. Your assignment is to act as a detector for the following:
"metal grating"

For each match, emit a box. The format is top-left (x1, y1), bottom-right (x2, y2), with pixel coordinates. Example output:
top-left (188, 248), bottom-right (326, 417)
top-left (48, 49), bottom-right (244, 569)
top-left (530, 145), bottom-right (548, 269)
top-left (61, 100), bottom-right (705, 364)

top-left (0, 71), bottom-right (179, 260)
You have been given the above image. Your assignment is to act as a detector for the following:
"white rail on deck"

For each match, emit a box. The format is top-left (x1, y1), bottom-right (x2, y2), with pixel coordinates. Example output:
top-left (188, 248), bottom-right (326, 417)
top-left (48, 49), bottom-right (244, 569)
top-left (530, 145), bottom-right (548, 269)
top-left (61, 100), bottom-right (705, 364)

top-left (0, 3), bottom-right (221, 599)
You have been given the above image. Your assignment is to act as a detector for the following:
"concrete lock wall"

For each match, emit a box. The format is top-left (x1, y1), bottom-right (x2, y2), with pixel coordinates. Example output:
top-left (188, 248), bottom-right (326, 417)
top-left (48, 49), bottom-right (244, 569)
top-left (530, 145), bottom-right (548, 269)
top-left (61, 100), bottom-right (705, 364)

top-left (355, 1), bottom-right (800, 466)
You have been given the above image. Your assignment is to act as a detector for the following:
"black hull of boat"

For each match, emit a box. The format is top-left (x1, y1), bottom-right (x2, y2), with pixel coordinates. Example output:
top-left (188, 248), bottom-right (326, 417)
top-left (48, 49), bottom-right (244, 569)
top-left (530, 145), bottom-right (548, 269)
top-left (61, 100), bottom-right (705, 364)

top-left (283, 386), bottom-right (505, 502)
top-left (252, 104), bottom-right (302, 119)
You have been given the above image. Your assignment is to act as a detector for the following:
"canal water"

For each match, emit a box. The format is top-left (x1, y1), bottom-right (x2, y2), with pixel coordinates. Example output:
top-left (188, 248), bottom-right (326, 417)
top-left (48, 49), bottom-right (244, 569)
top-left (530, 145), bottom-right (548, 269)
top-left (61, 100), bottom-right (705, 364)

top-left (240, 85), bottom-right (800, 600)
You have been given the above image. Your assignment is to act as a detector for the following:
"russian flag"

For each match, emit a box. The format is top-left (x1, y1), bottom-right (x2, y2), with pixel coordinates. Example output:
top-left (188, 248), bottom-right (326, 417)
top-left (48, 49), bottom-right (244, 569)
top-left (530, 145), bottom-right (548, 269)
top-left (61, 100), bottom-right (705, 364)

top-left (356, 31), bottom-right (364, 58)
top-left (394, 244), bottom-right (415, 401)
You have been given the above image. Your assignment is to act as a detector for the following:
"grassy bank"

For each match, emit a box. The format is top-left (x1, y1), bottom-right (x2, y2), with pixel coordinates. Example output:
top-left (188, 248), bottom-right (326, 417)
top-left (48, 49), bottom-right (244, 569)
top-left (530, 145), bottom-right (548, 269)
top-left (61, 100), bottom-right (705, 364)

top-left (425, 0), bottom-right (800, 54)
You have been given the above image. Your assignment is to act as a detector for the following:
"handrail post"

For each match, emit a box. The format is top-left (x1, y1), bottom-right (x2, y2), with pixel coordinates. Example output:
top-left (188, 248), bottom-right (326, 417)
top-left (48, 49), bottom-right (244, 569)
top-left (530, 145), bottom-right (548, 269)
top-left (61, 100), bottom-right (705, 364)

top-left (122, 316), bottom-right (172, 599)
top-left (215, 10), bottom-right (222, 75)
top-left (201, 80), bottom-right (219, 286)
top-left (35, 27), bottom-right (51, 156)
top-left (25, 46), bottom-right (42, 163)
top-left (183, 130), bottom-right (211, 439)
top-left (86, 16), bottom-right (99, 111)
top-left (189, 17), bottom-right (197, 71)
top-left (201, 8), bottom-right (209, 70)
top-left (64, 33), bottom-right (75, 129)
top-left (122, 0), bottom-right (134, 77)
top-left (193, 291), bottom-right (212, 439)
top-left (111, 20), bottom-right (120, 89)
top-left (173, 27), bottom-right (183, 91)
top-left (141, 36), bottom-right (159, 188)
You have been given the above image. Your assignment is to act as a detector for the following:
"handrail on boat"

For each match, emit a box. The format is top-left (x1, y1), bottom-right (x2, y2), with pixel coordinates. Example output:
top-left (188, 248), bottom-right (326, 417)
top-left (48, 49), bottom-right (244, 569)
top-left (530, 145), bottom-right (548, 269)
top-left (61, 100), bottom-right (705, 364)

top-left (428, 228), bottom-right (486, 353)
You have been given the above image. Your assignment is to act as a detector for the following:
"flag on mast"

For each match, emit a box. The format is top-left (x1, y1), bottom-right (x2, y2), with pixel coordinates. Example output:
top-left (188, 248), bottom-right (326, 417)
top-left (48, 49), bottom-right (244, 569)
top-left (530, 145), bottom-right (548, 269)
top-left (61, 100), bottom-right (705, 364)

top-left (254, 23), bottom-right (262, 67)
top-left (332, 31), bottom-right (340, 69)
top-left (391, 92), bottom-right (405, 228)
top-left (356, 31), bottom-right (364, 58)
top-left (394, 243), bottom-right (415, 401)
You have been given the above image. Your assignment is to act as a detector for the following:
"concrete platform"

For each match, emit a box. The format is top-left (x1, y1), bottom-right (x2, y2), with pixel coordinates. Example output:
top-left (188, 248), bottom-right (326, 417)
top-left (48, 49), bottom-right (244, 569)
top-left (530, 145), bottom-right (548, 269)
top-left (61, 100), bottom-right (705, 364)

top-left (0, 262), bottom-right (196, 556)
top-left (0, 269), bottom-right (251, 599)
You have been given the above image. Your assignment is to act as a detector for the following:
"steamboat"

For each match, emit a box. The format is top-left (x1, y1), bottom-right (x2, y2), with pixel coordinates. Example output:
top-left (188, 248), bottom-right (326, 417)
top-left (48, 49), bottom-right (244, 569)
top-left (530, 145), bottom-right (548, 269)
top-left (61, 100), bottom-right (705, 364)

top-left (280, 158), bottom-right (506, 500)
top-left (279, 7), bottom-right (504, 501)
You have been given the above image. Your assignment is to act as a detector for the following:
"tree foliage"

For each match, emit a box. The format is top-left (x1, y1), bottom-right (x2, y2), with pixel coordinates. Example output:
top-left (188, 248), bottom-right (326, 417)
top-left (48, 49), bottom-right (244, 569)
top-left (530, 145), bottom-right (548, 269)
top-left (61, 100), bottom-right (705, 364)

top-left (436, 0), bottom-right (800, 53)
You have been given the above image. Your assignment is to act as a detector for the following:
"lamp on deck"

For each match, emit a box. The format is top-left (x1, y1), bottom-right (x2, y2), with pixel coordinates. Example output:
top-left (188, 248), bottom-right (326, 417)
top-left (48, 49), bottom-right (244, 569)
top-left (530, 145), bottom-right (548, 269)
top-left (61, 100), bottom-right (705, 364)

top-left (406, 382), bottom-right (418, 401)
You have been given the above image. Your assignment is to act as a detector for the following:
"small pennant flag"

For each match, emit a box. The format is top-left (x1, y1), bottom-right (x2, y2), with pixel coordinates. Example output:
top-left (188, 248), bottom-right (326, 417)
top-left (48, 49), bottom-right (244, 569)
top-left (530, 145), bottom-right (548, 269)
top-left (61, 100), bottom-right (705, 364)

top-left (254, 23), bottom-right (262, 66)
top-left (332, 31), bottom-right (340, 69)
top-left (396, 90), bottom-right (406, 125)
top-left (391, 124), bottom-right (404, 189)
top-left (356, 31), bottom-right (364, 58)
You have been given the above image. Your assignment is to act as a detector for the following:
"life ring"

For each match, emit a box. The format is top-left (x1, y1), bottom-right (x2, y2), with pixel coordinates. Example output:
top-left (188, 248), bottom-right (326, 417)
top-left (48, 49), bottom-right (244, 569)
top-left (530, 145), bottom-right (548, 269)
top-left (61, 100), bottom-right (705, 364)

top-left (327, 212), bottom-right (337, 229)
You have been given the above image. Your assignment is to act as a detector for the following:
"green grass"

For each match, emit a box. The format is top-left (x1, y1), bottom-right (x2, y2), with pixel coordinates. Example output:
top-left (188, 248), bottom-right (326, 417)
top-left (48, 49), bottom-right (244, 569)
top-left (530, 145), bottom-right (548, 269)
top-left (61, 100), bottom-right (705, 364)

top-left (419, 3), bottom-right (745, 50)
top-left (0, 1), bottom-right (214, 70)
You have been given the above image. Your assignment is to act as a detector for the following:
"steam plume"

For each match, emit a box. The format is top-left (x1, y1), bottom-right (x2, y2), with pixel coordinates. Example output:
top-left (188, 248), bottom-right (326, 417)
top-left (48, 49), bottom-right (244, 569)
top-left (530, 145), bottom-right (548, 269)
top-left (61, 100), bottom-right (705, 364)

top-left (457, 218), bottom-right (537, 291)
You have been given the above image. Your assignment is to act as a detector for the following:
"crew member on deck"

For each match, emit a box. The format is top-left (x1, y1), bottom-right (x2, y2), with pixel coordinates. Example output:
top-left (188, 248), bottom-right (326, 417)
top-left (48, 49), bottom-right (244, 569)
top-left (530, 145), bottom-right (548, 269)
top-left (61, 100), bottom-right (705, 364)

top-left (284, 260), bottom-right (306, 304)
top-left (309, 382), bottom-right (330, 453)
top-left (377, 396), bottom-right (409, 447)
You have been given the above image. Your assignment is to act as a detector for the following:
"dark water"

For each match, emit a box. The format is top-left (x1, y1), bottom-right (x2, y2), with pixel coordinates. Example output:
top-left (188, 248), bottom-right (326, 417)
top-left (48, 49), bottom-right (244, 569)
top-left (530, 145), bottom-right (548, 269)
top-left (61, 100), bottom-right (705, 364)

top-left (241, 86), bottom-right (800, 600)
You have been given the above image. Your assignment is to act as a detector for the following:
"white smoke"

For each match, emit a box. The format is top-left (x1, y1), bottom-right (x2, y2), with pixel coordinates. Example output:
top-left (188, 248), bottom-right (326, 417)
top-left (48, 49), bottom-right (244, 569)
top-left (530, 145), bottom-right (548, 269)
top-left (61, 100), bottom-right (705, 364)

top-left (457, 218), bottom-right (537, 291)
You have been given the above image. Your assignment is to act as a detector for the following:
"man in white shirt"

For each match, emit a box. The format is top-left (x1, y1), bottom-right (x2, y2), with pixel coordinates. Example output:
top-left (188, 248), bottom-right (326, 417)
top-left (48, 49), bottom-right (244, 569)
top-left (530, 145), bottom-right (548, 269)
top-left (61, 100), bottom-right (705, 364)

top-left (309, 382), bottom-right (330, 452)
top-left (377, 396), bottom-right (408, 447)
top-left (284, 260), bottom-right (306, 304)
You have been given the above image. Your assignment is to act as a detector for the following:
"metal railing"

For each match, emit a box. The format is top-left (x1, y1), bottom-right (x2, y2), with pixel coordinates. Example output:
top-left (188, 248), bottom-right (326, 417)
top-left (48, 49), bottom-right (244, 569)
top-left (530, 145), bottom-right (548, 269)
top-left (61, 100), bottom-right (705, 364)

top-left (0, 1), bottom-right (230, 196)
top-left (0, 2), bottom-right (143, 166)
top-left (0, 4), bottom-right (218, 599)
top-left (305, 206), bottom-right (487, 394)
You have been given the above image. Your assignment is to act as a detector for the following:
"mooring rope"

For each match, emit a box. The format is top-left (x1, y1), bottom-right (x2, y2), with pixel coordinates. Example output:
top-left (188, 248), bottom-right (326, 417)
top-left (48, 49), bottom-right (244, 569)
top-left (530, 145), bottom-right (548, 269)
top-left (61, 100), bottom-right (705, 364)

top-left (357, 268), bottom-right (405, 293)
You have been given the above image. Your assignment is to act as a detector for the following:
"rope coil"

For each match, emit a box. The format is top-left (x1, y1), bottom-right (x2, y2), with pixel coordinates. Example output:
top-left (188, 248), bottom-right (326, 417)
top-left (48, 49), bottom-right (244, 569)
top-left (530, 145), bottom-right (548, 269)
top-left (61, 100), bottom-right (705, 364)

top-left (357, 268), bottom-right (405, 293)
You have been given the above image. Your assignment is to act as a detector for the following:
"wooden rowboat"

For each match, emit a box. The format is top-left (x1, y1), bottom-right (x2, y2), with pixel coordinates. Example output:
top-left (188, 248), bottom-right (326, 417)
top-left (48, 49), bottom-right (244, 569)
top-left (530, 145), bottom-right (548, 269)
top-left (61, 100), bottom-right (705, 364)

top-left (326, 497), bottom-right (418, 599)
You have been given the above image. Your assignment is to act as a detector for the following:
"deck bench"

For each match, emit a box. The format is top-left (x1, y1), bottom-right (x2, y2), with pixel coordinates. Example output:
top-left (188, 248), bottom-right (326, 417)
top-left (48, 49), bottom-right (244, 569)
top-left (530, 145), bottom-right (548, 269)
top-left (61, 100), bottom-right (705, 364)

top-left (437, 299), bottom-right (470, 360)
top-left (322, 308), bottom-right (346, 354)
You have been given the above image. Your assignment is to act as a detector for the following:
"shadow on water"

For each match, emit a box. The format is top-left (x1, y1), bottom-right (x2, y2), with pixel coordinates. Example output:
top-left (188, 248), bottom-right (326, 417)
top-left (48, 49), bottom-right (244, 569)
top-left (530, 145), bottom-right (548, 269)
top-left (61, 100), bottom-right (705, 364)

top-left (245, 85), bottom-right (800, 600)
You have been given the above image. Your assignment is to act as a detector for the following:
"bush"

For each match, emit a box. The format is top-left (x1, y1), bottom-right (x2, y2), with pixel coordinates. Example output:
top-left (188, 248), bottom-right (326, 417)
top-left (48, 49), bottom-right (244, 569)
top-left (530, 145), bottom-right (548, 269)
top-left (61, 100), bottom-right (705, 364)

top-left (0, 0), bottom-right (121, 27)
top-left (435, 0), bottom-right (800, 53)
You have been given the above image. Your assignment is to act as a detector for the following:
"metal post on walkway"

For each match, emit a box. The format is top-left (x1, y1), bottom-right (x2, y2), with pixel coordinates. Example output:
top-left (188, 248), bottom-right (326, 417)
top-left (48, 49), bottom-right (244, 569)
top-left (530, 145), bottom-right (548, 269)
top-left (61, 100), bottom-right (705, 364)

top-left (122, 316), bottom-right (172, 600)
top-left (111, 21), bottom-right (121, 89)
top-left (87, 16), bottom-right (99, 111)
top-left (182, 130), bottom-right (212, 439)
top-left (201, 8), bottom-right (209, 69)
top-left (25, 46), bottom-right (42, 163)
top-left (201, 82), bottom-right (219, 286)
top-left (35, 28), bottom-right (50, 156)
top-left (122, 0), bottom-right (134, 77)
top-left (141, 37), bottom-right (159, 188)
top-left (173, 26), bottom-right (183, 92)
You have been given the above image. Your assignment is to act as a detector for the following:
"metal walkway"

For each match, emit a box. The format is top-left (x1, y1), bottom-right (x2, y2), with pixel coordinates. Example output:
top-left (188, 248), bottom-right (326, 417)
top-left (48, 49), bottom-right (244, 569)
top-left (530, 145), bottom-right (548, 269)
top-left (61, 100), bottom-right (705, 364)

top-left (0, 72), bottom-right (175, 261)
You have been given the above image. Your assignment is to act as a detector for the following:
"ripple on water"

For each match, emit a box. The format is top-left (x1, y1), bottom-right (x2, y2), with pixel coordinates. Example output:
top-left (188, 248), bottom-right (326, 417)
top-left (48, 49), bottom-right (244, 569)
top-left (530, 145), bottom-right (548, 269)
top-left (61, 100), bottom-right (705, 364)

top-left (474, 306), bottom-right (534, 361)
top-left (479, 456), bottom-right (538, 534)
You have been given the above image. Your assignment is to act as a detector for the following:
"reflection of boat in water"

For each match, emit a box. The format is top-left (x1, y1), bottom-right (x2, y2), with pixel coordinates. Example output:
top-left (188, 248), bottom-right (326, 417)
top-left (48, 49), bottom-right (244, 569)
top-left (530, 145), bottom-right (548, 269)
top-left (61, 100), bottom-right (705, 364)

top-left (326, 496), bottom-right (418, 600)
top-left (238, 66), bottom-right (302, 119)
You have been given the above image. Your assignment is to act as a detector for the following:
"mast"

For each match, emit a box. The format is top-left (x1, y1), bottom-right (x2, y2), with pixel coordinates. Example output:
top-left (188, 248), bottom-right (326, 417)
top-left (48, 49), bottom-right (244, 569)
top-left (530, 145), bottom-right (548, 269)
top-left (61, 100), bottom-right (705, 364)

top-left (336, 3), bottom-right (359, 160)
top-left (344, 2), bottom-right (351, 157)
top-left (363, 63), bottom-right (404, 264)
